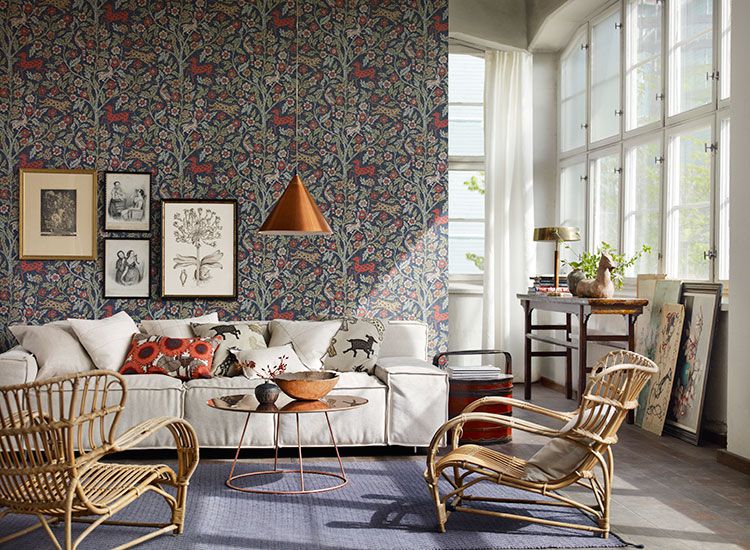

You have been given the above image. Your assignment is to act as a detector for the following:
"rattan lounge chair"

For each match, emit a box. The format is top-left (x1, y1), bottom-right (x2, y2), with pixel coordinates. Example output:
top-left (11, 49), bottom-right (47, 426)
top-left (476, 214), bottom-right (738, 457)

top-left (0, 371), bottom-right (199, 549)
top-left (425, 350), bottom-right (657, 538)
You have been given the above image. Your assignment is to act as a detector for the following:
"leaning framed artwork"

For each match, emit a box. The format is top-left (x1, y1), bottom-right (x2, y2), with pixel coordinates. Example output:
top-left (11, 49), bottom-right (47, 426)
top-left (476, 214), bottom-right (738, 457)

top-left (104, 238), bottom-right (150, 298)
top-left (664, 282), bottom-right (722, 445)
top-left (19, 168), bottom-right (97, 260)
top-left (104, 172), bottom-right (151, 231)
top-left (161, 199), bottom-right (237, 299)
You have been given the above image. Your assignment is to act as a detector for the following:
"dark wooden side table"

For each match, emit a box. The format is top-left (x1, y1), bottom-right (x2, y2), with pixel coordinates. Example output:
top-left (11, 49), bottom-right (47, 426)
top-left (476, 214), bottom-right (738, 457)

top-left (433, 350), bottom-right (513, 444)
top-left (517, 294), bottom-right (648, 402)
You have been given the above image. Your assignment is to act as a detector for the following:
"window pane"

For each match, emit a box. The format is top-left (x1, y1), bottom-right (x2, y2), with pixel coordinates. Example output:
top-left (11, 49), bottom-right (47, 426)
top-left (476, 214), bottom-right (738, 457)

top-left (667, 124), bottom-right (711, 280)
top-left (591, 10), bottom-right (621, 142)
top-left (669, 0), bottom-right (713, 116)
top-left (624, 139), bottom-right (662, 276)
top-left (449, 221), bottom-right (484, 275)
top-left (590, 153), bottom-right (621, 249)
top-left (560, 39), bottom-right (587, 152)
top-left (449, 105), bottom-right (483, 156)
top-left (449, 170), bottom-right (484, 219)
top-left (720, 0), bottom-right (731, 100)
top-left (449, 54), bottom-right (484, 104)
top-left (718, 118), bottom-right (730, 280)
top-left (560, 162), bottom-right (587, 266)
top-left (625, 0), bottom-right (663, 130)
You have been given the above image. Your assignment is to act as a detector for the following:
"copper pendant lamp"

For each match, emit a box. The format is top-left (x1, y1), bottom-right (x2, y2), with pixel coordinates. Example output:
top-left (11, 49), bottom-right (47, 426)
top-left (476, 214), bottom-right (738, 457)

top-left (258, 0), bottom-right (331, 236)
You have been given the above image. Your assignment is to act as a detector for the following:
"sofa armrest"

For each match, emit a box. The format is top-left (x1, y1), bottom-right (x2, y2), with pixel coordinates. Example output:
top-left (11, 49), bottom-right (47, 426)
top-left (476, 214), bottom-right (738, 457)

top-left (375, 357), bottom-right (448, 447)
top-left (0, 346), bottom-right (38, 387)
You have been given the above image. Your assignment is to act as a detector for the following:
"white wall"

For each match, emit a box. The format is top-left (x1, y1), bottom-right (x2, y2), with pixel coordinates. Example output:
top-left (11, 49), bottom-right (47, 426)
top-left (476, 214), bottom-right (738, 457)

top-left (449, 0), bottom-right (527, 50)
top-left (727, 0), bottom-right (750, 460)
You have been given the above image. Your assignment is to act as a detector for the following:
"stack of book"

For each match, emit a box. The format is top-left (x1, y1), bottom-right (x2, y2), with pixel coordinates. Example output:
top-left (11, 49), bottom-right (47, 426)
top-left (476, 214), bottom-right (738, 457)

top-left (447, 365), bottom-right (508, 380)
top-left (528, 275), bottom-right (570, 295)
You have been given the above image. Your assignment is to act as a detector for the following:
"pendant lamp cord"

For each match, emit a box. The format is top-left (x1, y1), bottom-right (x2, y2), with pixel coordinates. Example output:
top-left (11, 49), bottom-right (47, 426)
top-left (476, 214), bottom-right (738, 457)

top-left (295, 0), bottom-right (300, 174)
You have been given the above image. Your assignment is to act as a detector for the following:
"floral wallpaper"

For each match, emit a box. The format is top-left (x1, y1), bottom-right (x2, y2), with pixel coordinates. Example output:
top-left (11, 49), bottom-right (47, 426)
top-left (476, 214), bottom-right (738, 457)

top-left (0, 1), bottom-right (448, 353)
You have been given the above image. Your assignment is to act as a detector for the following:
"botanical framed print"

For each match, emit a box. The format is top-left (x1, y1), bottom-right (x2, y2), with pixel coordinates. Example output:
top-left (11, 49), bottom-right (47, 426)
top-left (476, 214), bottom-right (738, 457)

top-left (161, 200), bottom-right (237, 299)
top-left (104, 238), bottom-right (150, 298)
top-left (20, 168), bottom-right (97, 260)
top-left (664, 282), bottom-right (722, 445)
top-left (104, 171), bottom-right (150, 231)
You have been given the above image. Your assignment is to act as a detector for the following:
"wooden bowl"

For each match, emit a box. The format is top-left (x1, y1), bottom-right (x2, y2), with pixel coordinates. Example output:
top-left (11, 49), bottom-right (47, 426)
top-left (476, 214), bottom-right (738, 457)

top-left (275, 371), bottom-right (339, 401)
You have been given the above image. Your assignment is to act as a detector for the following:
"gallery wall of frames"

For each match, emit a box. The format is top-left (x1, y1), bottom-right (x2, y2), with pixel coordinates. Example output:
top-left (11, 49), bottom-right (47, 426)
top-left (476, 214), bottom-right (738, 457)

top-left (0, 1), bottom-right (449, 352)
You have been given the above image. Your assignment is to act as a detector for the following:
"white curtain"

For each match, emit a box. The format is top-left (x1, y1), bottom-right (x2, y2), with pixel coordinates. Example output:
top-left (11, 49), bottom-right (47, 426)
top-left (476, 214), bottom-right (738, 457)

top-left (482, 50), bottom-right (536, 380)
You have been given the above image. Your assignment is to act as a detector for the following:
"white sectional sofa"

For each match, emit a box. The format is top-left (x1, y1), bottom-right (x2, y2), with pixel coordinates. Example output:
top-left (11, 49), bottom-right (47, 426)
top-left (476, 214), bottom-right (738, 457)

top-left (0, 320), bottom-right (448, 450)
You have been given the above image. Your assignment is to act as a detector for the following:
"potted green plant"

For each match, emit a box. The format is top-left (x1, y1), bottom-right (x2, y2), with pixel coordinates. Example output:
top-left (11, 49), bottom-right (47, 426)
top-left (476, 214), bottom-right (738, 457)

top-left (563, 242), bottom-right (652, 292)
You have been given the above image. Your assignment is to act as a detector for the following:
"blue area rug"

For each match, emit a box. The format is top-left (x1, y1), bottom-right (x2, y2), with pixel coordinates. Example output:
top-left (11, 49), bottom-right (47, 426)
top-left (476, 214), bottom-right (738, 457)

top-left (0, 460), bottom-right (624, 549)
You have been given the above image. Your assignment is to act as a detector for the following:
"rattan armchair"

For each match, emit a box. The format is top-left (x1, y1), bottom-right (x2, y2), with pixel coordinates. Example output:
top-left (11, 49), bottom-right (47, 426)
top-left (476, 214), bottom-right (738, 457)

top-left (0, 371), bottom-right (199, 549)
top-left (425, 350), bottom-right (657, 538)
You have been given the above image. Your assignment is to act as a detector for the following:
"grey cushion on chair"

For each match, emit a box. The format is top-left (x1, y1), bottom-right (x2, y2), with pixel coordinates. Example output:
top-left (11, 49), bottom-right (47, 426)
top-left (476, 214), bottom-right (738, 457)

top-left (524, 404), bottom-right (616, 482)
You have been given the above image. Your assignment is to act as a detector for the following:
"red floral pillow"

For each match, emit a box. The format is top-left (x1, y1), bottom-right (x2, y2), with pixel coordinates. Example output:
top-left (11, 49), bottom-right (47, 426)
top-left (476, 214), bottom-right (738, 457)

top-left (120, 334), bottom-right (220, 380)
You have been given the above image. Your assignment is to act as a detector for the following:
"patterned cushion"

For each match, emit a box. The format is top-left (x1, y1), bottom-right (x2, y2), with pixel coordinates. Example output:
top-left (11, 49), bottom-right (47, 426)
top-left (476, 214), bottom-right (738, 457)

top-left (120, 334), bottom-right (220, 381)
top-left (324, 318), bottom-right (387, 374)
top-left (268, 320), bottom-right (342, 370)
top-left (191, 322), bottom-right (267, 377)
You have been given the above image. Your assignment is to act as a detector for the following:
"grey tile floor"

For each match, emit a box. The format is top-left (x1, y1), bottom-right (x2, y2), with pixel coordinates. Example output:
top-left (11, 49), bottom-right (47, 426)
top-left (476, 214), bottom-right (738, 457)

top-left (204, 384), bottom-right (749, 549)
top-left (497, 384), bottom-right (750, 550)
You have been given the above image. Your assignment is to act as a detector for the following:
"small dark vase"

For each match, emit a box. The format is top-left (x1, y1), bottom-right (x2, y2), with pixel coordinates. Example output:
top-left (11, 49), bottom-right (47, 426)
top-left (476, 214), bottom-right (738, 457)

top-left (567, 269), bottom-right (586, 296)
top-left (254, 381), bottom-right (281, 405)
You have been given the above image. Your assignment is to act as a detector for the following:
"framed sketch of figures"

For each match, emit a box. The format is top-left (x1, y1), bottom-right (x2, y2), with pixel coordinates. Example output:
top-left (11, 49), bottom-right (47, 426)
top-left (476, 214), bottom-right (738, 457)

top-left (104, 172), bottom-right (151, 231)
top-left (20, 168), bottom-right (97, 260)
top-left (664, 283), bottom-right (722, 444)
top-left (104, 239), bottom-right (150, 298)
top-left (161, 200), bottom-right (237, 299)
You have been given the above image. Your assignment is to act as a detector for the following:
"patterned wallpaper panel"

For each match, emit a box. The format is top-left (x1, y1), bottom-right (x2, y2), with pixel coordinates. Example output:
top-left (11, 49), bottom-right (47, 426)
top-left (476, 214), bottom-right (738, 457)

top-left (0, 1), bottom-right (448, 354)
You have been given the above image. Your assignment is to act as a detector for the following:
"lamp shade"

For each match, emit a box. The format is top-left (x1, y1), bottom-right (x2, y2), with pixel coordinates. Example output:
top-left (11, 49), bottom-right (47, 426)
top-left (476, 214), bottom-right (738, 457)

top-left (533, 226), bottom-right (580, 242)
top-left (259, 174), bottom-right (332, 235)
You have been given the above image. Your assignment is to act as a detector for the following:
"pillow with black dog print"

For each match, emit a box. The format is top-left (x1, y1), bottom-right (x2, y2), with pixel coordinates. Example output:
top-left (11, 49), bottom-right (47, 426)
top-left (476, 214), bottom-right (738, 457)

top-left (191, 323), bottom-right (267, 377)
top-left (323, 318), bottom-right (387, 374)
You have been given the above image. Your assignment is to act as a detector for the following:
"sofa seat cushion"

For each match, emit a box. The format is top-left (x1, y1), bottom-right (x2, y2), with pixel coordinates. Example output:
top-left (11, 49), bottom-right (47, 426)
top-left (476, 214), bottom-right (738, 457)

top-left (183, 373), bottom-right (386, 447)
top-left (120, 373), bottom-right (184, 390)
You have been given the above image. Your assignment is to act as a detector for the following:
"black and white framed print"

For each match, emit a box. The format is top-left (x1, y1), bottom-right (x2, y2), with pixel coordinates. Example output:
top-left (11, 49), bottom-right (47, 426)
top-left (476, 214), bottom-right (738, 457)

top-left (104, 238), bottom-right (150, 298)
top-left (104, 172), bottom-right (150, 231)
top-left (20, 168), bottom-right (97, 260)
top-left (161, 200), bottom-right (237, 299)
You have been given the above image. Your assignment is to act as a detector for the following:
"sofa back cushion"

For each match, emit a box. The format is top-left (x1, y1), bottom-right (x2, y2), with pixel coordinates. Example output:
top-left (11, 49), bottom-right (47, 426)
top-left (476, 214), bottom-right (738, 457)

top-left (140, 313), bottom-right (219, 338)
top-left (10, 324), bottom-right (95, 381)
top-left (69, 312), bottom-right (139, 372)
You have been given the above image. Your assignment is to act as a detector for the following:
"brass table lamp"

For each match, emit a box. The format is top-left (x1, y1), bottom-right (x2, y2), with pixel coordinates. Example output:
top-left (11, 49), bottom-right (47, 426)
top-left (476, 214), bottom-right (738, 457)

top-left (533, 226), bottom-right (580, 295)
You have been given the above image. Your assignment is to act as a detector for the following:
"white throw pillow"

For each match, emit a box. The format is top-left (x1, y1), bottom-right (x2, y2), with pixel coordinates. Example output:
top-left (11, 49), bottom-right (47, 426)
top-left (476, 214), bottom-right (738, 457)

top-left (68, 312), bottom-right (139, 372)
top-left (140, 313), bottom-right (219, 338)
top-left (10, 323), bottom-right (95, 381)
top-left (524, 404), bottom-right (617, 482)
top-left (268, 320), bottom-right (341, 370)
top-left (234, 345), bottom-right (307, 379)
top-left (323, 318), bottom-right (387, 374)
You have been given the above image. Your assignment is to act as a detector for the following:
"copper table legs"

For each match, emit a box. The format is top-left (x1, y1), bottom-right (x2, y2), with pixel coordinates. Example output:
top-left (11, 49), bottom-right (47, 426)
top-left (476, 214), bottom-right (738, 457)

top-left (226, 412), bottom-right (348, 495)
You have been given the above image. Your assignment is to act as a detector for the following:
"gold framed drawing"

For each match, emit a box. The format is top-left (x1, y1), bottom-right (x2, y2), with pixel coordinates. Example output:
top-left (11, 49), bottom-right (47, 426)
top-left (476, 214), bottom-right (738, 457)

top-left (19, 168), bottom-right (97, 260)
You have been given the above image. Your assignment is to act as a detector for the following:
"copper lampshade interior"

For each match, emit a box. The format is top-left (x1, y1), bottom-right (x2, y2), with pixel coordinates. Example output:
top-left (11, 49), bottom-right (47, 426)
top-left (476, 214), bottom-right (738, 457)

top-left (533, 226), bottom-right (580, 242)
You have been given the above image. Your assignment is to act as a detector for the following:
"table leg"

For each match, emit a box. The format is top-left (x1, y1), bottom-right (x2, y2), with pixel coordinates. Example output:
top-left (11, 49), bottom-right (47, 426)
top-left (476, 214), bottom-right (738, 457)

top-left (578, 308), bottom-right (589, 402)
top-left (273, 412), bottom-right (280, 471)
top-left (565, 313), bottom-right (573, 400)
top-left (228, 412), bottom-right (251, 485)
top-left (627, 313), bottom-right (638, 424)
top-left (295, 413), bottom-right (304, 492)
top-left (325, 412), bottom-right (347, 483)
top-left (524, 301), bottom-right (532, 400)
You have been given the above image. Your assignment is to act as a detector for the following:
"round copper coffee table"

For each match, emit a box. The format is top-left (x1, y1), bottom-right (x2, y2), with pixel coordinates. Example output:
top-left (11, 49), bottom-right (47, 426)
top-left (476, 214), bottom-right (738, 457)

top-left (207, 393), bottom-right (368, 495)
